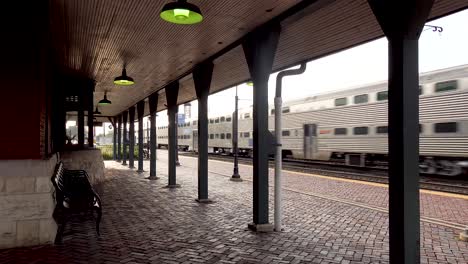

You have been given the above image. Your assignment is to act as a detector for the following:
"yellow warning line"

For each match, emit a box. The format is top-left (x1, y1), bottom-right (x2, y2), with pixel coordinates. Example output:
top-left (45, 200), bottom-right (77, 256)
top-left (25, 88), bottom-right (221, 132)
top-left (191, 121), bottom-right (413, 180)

top-left (207, 158), bottom-right (468, 200)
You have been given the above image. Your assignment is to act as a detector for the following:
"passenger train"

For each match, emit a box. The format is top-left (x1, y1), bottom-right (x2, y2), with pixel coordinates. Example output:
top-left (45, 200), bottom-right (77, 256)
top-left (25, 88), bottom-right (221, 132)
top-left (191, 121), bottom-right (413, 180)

top-left (154, 65), bottom-right (468, 177)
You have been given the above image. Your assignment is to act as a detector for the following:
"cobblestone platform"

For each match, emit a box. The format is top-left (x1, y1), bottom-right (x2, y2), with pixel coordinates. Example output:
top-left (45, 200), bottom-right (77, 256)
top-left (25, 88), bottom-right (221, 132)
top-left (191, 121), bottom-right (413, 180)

top-left (1, 150), bottom-right (467, 263)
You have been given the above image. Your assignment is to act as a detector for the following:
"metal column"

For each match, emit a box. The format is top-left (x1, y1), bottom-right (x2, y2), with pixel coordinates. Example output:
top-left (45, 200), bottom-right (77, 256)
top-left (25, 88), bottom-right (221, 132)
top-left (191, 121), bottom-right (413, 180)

top-left (128, 106), bottom-right (136, 169)
top-left (165, 82), bottom-right (180, 188)
top-left (113, 116), bottom-right (118, 160)
top-left (148, 94), bottom-right (159, 180)
top-left (137, 101), bottom-right (145, 173)
top-left (77, 102), bottom-right (85, 148)
top-left (117, 115), bottom-right (122, 162)
top-left (193, 62), bottom-right (214, 203)
top-left (243, 24), bottom-right (281, 231)
top-left (87, 103), bottom-right (94, 148)
top-left (122, 111), bottom-right (128, 165)
top-left (369, 0), bottom-right (434, 263)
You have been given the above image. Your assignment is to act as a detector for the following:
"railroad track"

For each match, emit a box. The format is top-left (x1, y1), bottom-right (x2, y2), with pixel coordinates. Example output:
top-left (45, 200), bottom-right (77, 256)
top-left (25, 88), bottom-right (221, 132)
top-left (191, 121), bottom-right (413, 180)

top-left (179, 152), bottom-right (468, 195)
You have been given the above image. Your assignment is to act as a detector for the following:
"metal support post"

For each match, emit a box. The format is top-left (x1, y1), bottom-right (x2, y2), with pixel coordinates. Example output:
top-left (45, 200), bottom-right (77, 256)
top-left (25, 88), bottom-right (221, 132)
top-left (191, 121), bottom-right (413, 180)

top-left (87, 102), bottom-right (94, 148)
top-left (137, 101), bottom-right (145, 173)
top-left (128, 106), bottom-right (136, 169)
top-left (243, 23), bottom-right (281, 232)
top-left (231, 85), bottom-right (242, 181)
top-left (113, 116), bottom-right (118, 160)
top-left (117, 115), bottom-right (122, 162)
top-left (77, 102), bottom-right (85, 148)
top-left (193, 61), bottom-right (214, 203)
top-left (175, 116), bottom-right (181, 166)
top-left (148, 94), bottom-right (158, 180)
top-left (165, 82), bottom-right (180, 188)
top-left (122, 111), bottom-right (128, 165)
top-left (369, 1), bottom-right (434, 263)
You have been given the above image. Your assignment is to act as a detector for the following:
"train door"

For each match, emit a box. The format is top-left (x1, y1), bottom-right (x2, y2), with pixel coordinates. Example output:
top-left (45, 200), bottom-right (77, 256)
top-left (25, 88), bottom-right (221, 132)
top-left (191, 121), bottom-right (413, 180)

top-left (303, 124), bottom-right (317, 159)
top-left (192, 130), bottom-right (198, 152)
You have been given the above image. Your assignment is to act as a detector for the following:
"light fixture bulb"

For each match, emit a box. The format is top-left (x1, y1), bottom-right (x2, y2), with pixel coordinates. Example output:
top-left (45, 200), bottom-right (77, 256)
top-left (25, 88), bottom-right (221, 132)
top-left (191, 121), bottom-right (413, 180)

top-left (174, 9), bottom-right (190, 20)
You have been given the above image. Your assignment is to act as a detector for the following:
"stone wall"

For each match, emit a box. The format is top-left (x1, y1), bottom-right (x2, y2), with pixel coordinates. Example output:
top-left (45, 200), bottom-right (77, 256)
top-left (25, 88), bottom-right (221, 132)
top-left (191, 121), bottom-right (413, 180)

top-left (60, 149), bottom-right (105, 185)
top-left (0, 156), bottom-right (57, 249)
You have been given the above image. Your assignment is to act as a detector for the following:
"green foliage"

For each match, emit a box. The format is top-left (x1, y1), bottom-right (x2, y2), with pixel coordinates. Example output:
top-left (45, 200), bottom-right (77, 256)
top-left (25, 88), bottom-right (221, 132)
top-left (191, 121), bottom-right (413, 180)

top-left (97, 145), bottom-right (139, 160)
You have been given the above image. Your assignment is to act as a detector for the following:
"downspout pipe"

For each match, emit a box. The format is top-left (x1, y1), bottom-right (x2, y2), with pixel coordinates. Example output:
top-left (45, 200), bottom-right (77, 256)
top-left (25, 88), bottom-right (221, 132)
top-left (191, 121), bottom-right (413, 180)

top-left (274, 63), bottom-right (307, 232)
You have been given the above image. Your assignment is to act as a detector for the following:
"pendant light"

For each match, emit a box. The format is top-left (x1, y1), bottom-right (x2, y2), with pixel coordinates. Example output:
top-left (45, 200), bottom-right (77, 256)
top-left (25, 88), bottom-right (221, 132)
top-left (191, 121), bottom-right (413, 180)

top-left (246, 81), bottom-right (254, 86)
top-left (160, 0), bottom-right (203, 25)
top-left (114, 68), bottom-right (135, 86)
top-left (98, 92), bottom-right (112, 105)
top-left (93, 106), bottom-right (102, 115)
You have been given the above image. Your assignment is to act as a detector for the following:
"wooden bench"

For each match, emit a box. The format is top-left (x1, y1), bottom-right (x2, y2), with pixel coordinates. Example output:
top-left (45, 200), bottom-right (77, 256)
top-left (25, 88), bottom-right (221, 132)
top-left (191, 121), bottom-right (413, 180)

top-left (51, 162), bottom-right (102, 244)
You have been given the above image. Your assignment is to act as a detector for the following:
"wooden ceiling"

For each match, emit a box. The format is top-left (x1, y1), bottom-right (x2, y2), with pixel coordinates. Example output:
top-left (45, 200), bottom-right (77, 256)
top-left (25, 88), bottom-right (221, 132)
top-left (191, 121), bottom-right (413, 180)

top-left (50, 0), bottom-right (468, 118)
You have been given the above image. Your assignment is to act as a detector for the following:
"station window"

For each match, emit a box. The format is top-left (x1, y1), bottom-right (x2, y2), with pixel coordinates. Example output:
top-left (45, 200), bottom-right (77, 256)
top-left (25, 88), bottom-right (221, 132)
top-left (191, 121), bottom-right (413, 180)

top-left (334, 128), bottom-right (347, 135)
top-left (434, 122), bottom-right (457, 133)
top-left (353, 127), bottom-right (368, 135)
top-left (335, 97), bottom-right (347, 106)
top-left (270, 109), bottom-right (275, 115)
top-left (226, 133), bottom-right (232, 139)
top-left (435, 80), bottom-right (457, 93)
top-left (215, 117), bottom-right (220, 123)
top-left (244, 113), bottom-right (251, 119)
top-left (215, 134), bottom-right (219, 139)
top-left (220, 133), bottom-right (225, 139)
top-left (282, 107), bottom-right (290, 113)
top-left (282, 130), bottom-right (290, 137)
top-left (209, 134), bottom-right (214, 139)
top-left (226, 117), bottom-right (232, 122)
top-left (220, 117), bottom-right (225, 122)
top-left (243, 132), bottom-right (250, 138)
top-left (376, 126), bottom-right (388, 134)
top-left (377, 91), bottom-right (388, 101)
top-left (354, 94), bottom-right (368, 104)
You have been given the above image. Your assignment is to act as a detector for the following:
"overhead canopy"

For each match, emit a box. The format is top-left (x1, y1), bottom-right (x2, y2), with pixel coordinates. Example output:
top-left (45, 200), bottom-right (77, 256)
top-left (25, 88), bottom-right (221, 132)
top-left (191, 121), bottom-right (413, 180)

top-left (49, 0), bottom-right (468, 119)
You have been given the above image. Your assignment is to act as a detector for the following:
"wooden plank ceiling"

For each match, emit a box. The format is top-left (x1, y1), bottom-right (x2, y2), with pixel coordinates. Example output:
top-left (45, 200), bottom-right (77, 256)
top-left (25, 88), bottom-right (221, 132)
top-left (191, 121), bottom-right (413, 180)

top-left (50, 0), bottom-right (468, 119)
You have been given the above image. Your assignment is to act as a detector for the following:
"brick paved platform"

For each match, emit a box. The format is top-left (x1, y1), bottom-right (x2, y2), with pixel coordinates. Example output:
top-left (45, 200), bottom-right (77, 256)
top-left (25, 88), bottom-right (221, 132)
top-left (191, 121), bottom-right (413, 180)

top-left (1, 150), bottom-right (467, 263)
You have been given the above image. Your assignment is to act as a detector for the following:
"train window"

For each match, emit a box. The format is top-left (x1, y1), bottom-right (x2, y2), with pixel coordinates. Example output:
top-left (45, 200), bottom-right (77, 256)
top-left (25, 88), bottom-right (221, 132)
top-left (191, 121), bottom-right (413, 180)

top-left (243, 132), bottom-right (250, 138)
top-left (334, 128), bottom-right (347, 135)
top-left (335, 97), bottom-right (347, 106)
top-left (193, 121), bottom-right (197, 126)
top-left (187, 135), bottom-right (191, 139)
top-left (220, 133), bottom-right (225, 139)
top-left (353, 127), bottom-right (368, 135)
top-left (282, 130), bottom-right (290, 136)
top-left (354, 94), bottom-right (368, 104)
top-left (377, 91), bottom-right (388, 101)
top-left (435, 80), bottom-right (457, 93)
top-left (282, 107), bottom-right (290, 113)
top-left (376, 126), bottom-right (388, 134)
top-left (226, 133), bottom-right (232, 139)
top-left (220, 117), bottom-right (225, 122)
top-left (434, 122), bottom-right (457, 133)
top-left (270, 109), bottom-right (275, 115)
top-left (209, 119), bottom-right (214, 124)
top-left (215, 134), bottom-right (219, 139)
top-left (244, 113), bottom-right (251, 119)
top-left (226, 117), bottom-right (232, 122)
top-left (215, 117), bottom-right (220, 123)
top-left (209, 134), bottom-right (214, 139)
top-left (419, 85), bottom-right (423, 95)
top-left (295, 130), bottom-right (298, 136)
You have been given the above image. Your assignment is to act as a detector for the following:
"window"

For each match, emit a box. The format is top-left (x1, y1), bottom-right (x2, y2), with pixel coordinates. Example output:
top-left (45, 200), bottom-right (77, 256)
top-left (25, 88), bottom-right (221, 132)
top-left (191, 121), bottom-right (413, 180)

top-left (226, 133), bottom-right (231, 139)
top-left (220, 133), bottom-right (225, 139)
top-left (376, 126), bottom-right (388, 134)
top-left (215, 117), bottom-right (219, 123)
top-left (193, 121), bottom-right (197, 126)
top-left (226, 117), bottom-right (232, 122)
top-left (419, 124), bottom-right (423, 134)
top-left (354, 94), bottom-right (368, 104)
top-left (419, 85), bottom-right (423, 95)
top-left (209, 134), bottom-right (214, 139)
top-left (210, 119), bottom-right (214, 124)
top-left (220, 117), bottom-right (225, 122)
top-left (353, 127), bottom-right (368, 135)
top-left (270, 109), bottom-right (275, 115)
top-left (243, 132), bottom-right (250, 138)
top-left (435, 80), bottom-right (457, 93)
top-left (377, 91), bottom-right (388, 101)
top-left (244, 113), bottom-right (250, 119)
top-left (434, 122), bottom-right (457, 133)
top-left (282, 107), bottom-right (290, 113)
top-left (335, 97), bottom-right (347, 106)
top-left (282, 130), bottom-right (290, 136)
top-left (334, 128), bottom-right (347, 135)
top-left (215, 134), bottom-right (219, 139)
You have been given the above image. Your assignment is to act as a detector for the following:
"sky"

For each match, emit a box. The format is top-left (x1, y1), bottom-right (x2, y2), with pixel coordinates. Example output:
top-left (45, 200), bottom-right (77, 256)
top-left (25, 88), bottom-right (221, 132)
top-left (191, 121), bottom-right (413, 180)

top-left (96, 8), bottom-right (468, 134)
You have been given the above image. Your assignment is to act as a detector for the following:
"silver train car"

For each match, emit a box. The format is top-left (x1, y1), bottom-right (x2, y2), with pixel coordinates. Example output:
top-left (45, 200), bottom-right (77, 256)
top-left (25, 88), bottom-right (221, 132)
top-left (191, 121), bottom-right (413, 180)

top-left (156, 65), bottom-right (468, 176)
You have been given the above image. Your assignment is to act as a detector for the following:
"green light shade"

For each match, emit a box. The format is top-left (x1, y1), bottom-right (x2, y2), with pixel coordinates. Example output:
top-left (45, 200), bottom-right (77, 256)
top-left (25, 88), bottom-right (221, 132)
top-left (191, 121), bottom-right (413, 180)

top-left (246, 81), bottom-right (254, 86)
top-left (160, 0), bottom-right (203, 25)
top-left (98, 93), bottom-right (112, 105)
top-left (114, 68), bottom-right (135, 86)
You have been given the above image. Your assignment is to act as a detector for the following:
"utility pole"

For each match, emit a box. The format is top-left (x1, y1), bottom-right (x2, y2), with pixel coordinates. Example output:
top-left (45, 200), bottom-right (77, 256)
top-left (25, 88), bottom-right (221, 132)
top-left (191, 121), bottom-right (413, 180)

top-left (231, 85), bottom-right (242, 181)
